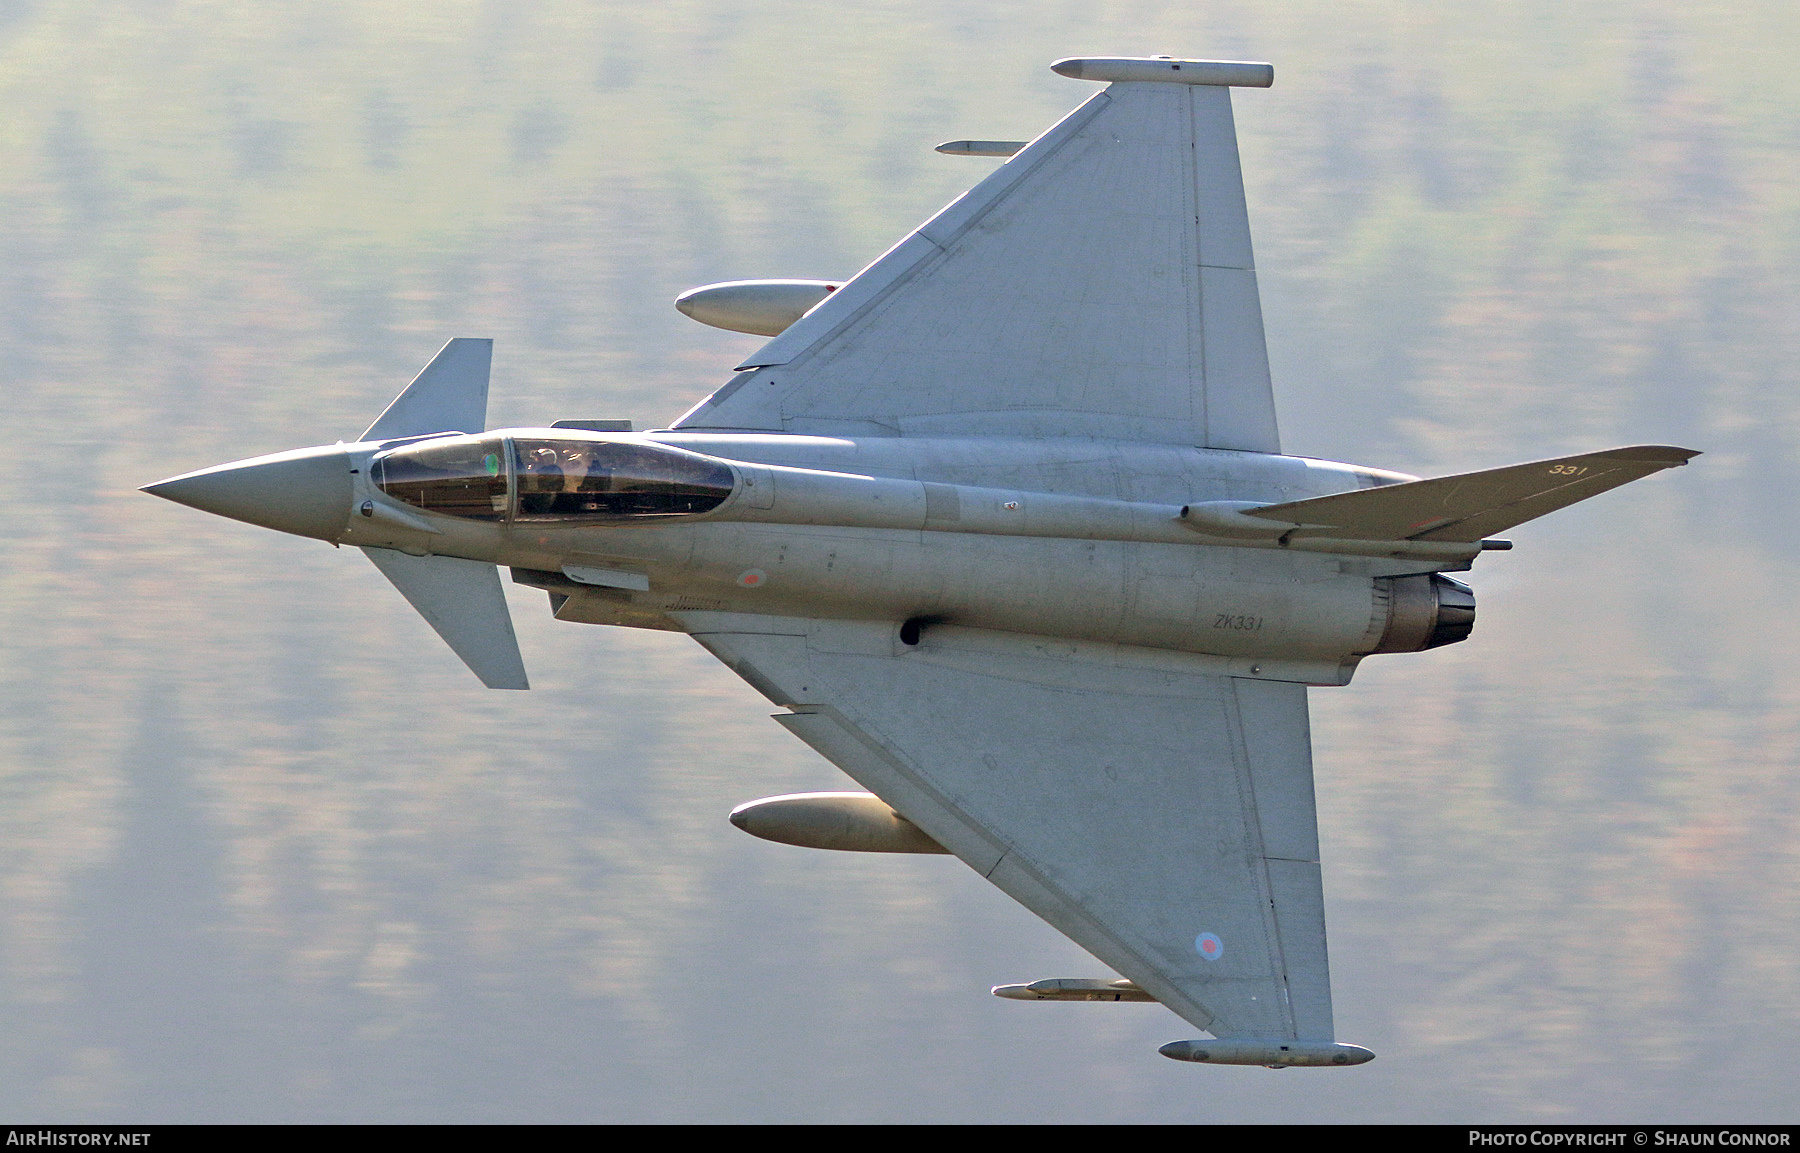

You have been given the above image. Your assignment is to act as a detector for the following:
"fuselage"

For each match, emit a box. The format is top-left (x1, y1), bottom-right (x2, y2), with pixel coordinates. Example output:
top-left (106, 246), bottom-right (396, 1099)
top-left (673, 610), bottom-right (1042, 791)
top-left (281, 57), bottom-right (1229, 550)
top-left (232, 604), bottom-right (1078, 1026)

top-left (295, 429), bottom-right (1460, 687)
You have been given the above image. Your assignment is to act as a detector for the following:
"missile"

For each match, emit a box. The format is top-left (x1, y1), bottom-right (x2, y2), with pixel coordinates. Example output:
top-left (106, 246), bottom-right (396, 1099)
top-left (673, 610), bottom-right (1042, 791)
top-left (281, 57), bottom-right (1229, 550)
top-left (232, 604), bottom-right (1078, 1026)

top-left (934, 140), bottom-right (1025, 157)
top-left (992, 978), bottom-right (1154, 1002)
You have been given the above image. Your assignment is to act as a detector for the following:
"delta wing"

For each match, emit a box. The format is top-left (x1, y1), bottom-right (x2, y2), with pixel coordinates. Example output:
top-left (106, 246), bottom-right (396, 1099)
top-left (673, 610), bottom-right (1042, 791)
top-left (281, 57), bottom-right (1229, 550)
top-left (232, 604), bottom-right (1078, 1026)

top-left (681, 613), bottom-right (1334, 1042)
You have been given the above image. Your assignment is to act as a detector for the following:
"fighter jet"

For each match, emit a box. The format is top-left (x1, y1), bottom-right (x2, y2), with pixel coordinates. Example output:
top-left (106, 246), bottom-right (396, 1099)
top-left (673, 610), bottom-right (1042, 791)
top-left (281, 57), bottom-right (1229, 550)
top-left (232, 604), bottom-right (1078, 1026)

top-left (144, 57), bottom-right (1696, 1068)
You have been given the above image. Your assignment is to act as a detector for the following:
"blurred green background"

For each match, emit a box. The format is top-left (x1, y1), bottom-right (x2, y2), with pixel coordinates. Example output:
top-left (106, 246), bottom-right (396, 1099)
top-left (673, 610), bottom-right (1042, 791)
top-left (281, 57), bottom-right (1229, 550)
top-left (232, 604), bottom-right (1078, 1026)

top-left (1, 0), bottom-right (1795, 1122)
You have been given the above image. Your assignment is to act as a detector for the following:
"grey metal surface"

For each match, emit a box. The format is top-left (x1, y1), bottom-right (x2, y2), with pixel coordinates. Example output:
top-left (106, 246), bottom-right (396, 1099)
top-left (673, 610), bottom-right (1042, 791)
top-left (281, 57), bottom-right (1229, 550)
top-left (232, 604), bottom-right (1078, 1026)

top-left (361, 547), bottom-right (529, 690)
top-left (360, 337), bottom-right (494, 442)
top-left (933, 140), bottom-right (1026, 157)
top-left (682, 615), bottom-right (1334, 1041)
top-left (140, 445), bottom-right (353, 543)
top-left (992, 978), bottom-right (1154, 1002)
top-left (1050, 57), bottom-right (1276, 87)
top-left (1158, 1038), bottom-right (1373, 1067)
top-left (653, 433), bottom-right (1391, 504)
top-left (728, 791), bottom-right (950, 853)
top-left (674, 71), bottom-right (1277, 450)
top-left (1254, 445), bottom-right (1701, 543)
top-left (674, 280), bottom-right (841, 337)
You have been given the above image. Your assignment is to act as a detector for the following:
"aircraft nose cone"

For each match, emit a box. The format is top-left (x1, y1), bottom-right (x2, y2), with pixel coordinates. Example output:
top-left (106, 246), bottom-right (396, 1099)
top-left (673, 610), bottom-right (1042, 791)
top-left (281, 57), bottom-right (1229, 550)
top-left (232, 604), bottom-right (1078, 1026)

top-left (142, 444), bottom-right (355, 542)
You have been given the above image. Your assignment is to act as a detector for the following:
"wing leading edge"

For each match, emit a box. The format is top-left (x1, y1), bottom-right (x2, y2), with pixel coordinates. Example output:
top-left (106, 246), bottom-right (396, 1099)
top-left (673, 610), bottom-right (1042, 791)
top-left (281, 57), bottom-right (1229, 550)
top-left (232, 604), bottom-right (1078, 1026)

top-left (680, 613), bottom-right (1336, 1042)
top-left (674, 62), bottom-right (1279, 451)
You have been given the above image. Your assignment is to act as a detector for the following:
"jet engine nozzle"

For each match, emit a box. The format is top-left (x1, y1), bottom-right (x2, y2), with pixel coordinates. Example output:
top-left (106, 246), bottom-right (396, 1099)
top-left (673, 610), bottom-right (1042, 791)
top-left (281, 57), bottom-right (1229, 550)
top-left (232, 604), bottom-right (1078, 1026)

top-left (141, 444), bottom-right (354, 543)
top-left (1370, 572), bottom-right (1477, 653)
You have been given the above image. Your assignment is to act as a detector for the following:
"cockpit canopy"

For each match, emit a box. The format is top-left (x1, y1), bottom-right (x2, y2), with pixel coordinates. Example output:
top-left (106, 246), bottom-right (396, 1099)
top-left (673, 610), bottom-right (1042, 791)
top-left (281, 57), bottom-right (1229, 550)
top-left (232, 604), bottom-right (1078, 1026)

top-left (372, 434), bottom-right (736, 523)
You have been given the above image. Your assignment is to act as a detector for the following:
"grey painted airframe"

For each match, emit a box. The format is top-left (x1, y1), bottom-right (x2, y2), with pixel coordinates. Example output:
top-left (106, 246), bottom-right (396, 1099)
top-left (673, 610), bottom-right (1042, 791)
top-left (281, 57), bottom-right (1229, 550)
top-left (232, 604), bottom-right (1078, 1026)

top-left (145, 57), bottom-right (1696, 1068)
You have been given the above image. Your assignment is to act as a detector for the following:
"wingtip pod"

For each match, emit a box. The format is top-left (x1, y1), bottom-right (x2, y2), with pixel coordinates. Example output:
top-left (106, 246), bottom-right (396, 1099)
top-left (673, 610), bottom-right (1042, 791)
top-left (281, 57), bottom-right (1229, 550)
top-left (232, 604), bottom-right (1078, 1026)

top-left (1051, 57), bottom-right (1273, 87)
top-left (1159, 1039), bottom-right (1375, 1067)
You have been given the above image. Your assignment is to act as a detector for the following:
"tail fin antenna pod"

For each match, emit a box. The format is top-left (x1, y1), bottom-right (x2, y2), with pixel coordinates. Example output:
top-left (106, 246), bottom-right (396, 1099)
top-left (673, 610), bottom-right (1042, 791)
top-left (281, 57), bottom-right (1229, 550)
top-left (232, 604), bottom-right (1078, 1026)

top-left (360, 338), bottom-right (493, 443)
top-left (361, 547), bottom-right (529, 689)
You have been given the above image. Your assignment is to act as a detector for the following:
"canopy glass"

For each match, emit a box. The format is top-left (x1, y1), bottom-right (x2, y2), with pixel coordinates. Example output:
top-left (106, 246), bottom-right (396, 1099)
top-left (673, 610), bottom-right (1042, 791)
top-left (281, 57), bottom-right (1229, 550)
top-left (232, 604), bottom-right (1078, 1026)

top-left (372, 434), bottom-right (736, 523)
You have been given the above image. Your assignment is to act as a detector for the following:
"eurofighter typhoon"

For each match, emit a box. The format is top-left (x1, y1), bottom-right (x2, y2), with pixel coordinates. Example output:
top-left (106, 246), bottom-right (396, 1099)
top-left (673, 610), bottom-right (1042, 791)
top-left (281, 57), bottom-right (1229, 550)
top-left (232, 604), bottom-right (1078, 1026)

top-left (145, 57), bottom-right (1696, 1068)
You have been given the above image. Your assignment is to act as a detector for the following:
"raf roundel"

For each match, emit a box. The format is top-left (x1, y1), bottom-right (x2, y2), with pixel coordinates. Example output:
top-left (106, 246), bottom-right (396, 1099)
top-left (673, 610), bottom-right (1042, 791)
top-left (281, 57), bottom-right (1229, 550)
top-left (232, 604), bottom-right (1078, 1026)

top-left (737, 569), bottom-right (767, 588)
top-left (1195, 932), bottom-right (1225, 962)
